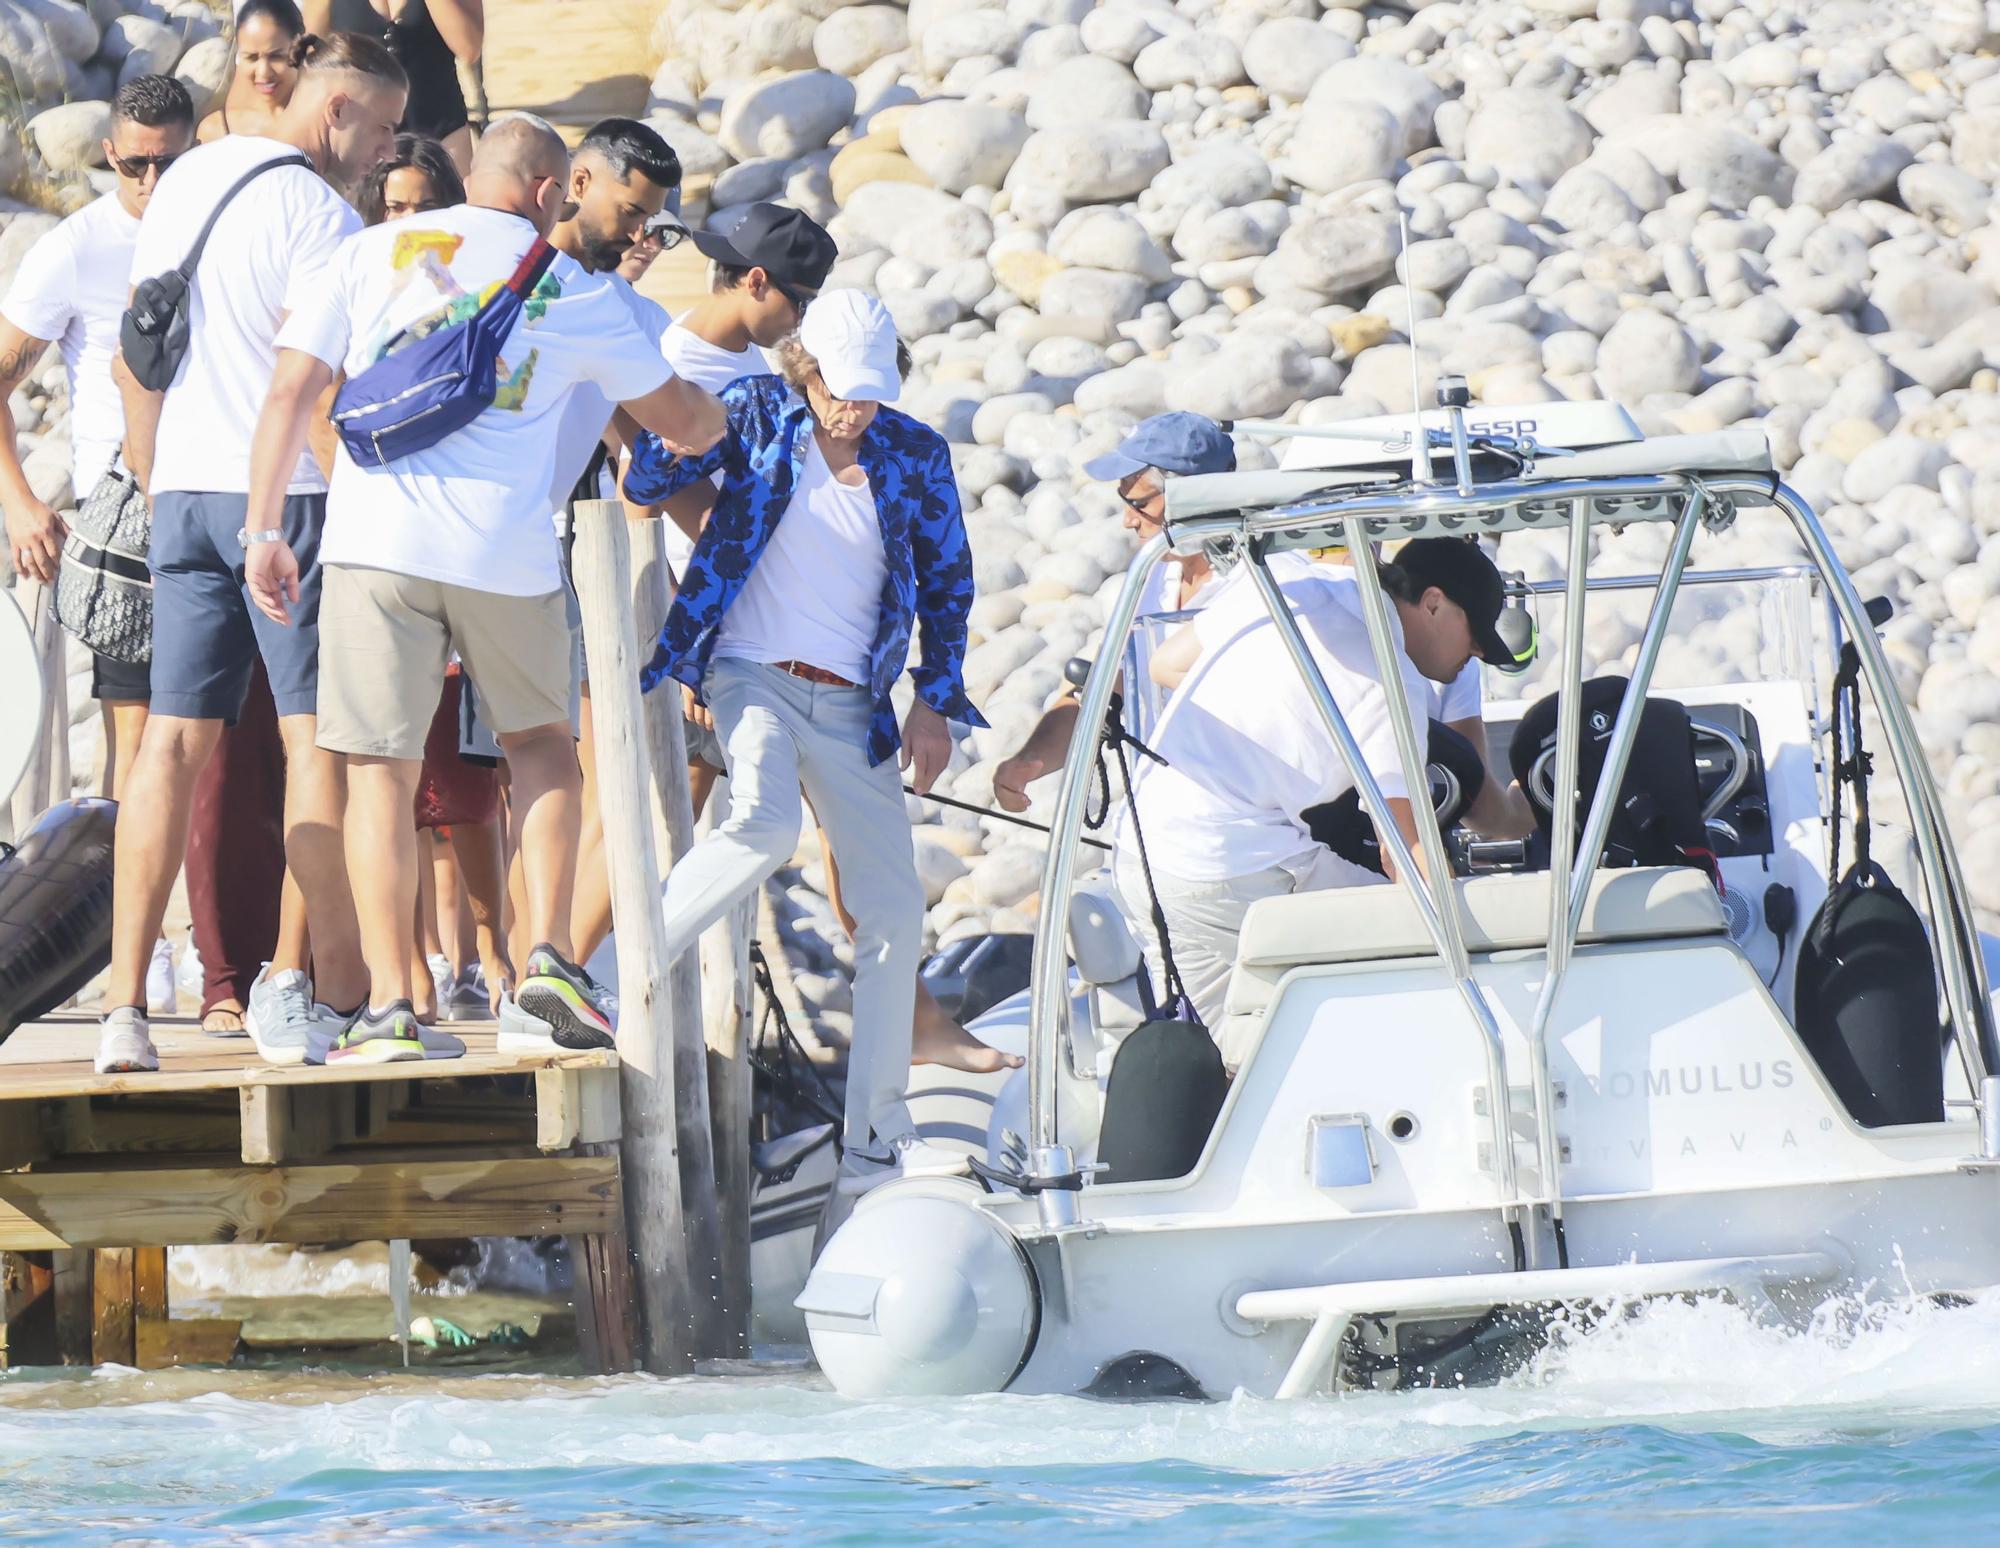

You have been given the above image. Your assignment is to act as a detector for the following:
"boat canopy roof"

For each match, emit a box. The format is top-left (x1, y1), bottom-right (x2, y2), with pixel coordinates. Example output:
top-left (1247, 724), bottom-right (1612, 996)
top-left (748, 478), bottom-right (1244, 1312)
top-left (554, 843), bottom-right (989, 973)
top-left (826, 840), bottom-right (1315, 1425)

top-left (1165, 423), bottom-right (1777, 547)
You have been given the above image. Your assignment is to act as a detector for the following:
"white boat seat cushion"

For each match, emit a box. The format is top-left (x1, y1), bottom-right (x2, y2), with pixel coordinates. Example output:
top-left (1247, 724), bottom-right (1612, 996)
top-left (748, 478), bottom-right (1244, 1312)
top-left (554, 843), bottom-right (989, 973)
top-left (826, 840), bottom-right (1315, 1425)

top-left (1224, 865), bottom-right (1728, 1018)
top-left (1069, 881), bottom-right (1143, 987)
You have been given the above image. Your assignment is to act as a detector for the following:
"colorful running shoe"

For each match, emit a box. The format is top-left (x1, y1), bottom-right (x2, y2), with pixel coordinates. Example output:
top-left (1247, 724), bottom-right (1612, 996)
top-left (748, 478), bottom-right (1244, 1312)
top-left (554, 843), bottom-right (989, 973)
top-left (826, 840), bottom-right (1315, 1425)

top-left (516, 943), bottom-right (616, 1050)
top-left (328, 1001), bottom-right (425, 1063)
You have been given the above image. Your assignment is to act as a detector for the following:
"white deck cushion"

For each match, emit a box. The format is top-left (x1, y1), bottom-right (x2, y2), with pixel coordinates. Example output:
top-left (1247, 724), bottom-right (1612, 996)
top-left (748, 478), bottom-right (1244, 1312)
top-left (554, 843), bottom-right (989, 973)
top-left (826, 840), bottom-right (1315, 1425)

top-left (1223, 865), bottom-right (1728, 1018)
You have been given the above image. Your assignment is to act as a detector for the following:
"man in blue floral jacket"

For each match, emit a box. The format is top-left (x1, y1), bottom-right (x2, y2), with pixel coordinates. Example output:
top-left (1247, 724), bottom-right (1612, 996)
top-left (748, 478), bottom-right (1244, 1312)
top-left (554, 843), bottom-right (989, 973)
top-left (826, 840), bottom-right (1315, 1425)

top-left (625, 290), bottom-right (985, 1191)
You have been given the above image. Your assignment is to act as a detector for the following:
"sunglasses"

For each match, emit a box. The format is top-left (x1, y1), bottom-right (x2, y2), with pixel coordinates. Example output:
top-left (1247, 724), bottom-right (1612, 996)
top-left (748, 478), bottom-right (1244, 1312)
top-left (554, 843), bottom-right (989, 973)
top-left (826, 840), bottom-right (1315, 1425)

top-left (1119, 489), bottom-right (1162, 516)
top-left (640, 213), bottom-right (690, 250)
top-left (773, 278), bottom-right (816, 314)
top-left (107, 149), bottom-right (180, 179)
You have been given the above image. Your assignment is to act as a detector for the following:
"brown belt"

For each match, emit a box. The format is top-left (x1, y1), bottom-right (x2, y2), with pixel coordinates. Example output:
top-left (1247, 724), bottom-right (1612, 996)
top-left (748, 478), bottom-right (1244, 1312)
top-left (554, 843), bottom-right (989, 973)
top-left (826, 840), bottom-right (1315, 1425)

top-left (769, 659), bottom-right (859, 689)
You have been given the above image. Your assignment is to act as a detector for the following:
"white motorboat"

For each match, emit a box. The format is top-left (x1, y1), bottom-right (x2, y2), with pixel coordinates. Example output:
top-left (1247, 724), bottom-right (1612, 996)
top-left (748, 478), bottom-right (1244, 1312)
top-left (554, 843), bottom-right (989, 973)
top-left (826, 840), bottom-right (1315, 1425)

top-left (802, 390), bottom-right (2000, 1399)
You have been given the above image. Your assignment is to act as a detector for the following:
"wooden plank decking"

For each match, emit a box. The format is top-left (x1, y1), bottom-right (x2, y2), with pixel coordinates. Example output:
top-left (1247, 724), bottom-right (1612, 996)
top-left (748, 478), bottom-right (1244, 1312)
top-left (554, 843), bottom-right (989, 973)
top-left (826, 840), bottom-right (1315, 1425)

top-left (0, 1016), bottom-right (626, 1253)
top-left (0, 1016), bottom-right (613, 1099)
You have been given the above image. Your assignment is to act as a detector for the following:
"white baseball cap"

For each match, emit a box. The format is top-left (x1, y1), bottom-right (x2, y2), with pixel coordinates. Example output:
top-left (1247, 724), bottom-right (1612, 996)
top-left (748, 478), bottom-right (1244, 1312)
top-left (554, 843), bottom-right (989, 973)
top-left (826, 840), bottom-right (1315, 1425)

top-left (798, 290), bottom-right (902, 404)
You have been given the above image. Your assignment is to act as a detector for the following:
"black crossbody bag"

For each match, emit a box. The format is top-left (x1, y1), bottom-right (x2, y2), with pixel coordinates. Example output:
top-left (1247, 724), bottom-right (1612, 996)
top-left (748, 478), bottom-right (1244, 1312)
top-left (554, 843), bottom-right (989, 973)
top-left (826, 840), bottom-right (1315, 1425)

top-left (121, 154), bottom-right (313, 391)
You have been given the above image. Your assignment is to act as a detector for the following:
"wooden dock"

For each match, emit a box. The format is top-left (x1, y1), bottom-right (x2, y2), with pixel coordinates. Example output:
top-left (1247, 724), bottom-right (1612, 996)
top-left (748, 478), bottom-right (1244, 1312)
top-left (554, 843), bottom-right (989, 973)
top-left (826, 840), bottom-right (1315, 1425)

top-left (0, 1016), bottom-right (630, 1370)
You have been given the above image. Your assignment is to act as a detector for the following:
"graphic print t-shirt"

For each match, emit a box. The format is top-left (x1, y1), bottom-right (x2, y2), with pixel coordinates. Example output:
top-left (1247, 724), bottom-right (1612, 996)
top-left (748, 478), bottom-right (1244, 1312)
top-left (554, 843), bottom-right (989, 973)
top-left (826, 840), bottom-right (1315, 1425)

top-left (278, 204), bottom-right (674, 596)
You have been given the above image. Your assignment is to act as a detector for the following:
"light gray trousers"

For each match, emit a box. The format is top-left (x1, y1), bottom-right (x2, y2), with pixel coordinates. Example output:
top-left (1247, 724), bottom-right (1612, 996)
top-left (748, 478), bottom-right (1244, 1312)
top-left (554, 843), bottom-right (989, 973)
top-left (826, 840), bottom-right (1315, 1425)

top-left (660, 658), bottom-right (925, 1153)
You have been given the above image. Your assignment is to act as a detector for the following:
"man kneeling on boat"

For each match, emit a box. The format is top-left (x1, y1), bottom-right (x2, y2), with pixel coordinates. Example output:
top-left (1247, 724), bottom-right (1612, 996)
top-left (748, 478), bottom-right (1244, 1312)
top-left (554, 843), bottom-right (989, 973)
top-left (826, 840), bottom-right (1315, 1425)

top-left (1112, 538), bottom-right (1520, 1042)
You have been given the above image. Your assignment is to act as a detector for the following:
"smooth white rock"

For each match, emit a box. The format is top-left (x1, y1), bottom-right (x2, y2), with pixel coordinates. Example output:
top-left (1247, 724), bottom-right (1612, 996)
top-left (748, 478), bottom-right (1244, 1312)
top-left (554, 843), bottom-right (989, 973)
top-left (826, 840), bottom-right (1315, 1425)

top-left (717, 70), bottom-right (856, 161)
top-left (1007, 122), bottom-right (1171, 204)
top-left (1024, 53), bottom-right (1151, 129)
top-left (900, 100), bottom-right (1031, 194)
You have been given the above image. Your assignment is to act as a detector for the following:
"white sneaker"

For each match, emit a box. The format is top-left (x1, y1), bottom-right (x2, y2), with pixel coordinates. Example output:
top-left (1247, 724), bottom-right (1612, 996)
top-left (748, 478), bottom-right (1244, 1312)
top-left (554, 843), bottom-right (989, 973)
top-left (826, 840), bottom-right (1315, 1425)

top-left (145, 938), bottom-right (177, 1015)
top-left (427, 953), bottom-right (453, 1008)
top-left (835, 1134), bottom-right (973, 1196)
top-left (245, 964), bottom-right (319, 1066)
top-left (95, 1006), bottom-right (158, 1074)
top-left (177, 941), bottom-right (205, 1000)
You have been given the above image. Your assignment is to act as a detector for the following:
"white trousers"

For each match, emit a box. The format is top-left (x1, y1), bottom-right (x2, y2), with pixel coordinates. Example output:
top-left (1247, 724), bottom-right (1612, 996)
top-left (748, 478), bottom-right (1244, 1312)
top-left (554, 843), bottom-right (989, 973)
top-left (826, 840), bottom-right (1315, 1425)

top-left (660, 658), bottom-right (926, 1153)
top-left (1113, 844), bottom-right (1383, 1035)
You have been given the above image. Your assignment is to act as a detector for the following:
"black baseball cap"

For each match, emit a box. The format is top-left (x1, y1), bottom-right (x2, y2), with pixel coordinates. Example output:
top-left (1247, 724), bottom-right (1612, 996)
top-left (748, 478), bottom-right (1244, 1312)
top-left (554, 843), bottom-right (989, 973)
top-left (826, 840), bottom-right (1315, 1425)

top-left (1393, 538), bottom-right (1519, 668)
top-left (690, 203), bottom-right (838, 291)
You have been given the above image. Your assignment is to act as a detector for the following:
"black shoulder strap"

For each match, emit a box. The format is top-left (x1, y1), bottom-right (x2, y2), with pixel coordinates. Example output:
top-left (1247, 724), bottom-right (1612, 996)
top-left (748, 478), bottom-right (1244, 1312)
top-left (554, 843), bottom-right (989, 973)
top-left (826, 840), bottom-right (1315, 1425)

top-left (177, 154), bottom-right (316, 281)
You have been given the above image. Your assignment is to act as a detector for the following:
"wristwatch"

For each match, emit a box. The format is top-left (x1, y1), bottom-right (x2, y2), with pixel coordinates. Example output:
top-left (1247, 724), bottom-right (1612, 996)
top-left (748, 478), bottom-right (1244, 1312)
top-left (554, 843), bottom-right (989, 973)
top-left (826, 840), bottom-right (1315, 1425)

top-left (238, 527), bottom-right (285, 548)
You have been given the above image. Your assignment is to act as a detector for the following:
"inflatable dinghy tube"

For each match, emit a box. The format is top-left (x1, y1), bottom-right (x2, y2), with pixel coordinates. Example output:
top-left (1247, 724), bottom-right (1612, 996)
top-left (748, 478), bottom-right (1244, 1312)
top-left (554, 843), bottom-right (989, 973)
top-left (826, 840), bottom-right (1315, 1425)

top-left (0, 798), bottom-right (118, 1040)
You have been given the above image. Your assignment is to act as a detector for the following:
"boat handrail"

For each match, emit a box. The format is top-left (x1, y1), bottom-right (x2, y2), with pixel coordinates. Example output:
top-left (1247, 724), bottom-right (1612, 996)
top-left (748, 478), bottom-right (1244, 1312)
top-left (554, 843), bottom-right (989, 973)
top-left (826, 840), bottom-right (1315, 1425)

top-left (1023, 475), bottom-right (2000, 1248)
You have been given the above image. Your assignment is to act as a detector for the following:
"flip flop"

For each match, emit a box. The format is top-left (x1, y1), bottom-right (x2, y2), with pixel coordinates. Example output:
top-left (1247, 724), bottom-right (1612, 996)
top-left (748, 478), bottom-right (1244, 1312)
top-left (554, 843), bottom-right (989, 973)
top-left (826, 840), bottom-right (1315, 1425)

top-left (202, 1006), bottom-right (247, 1038)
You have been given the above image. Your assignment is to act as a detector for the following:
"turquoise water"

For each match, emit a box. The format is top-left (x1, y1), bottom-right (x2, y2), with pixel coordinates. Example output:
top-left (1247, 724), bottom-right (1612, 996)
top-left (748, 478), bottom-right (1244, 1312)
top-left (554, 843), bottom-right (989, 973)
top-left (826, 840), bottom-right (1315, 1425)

top-left (7, 1290), bottom-right (2000, 1544)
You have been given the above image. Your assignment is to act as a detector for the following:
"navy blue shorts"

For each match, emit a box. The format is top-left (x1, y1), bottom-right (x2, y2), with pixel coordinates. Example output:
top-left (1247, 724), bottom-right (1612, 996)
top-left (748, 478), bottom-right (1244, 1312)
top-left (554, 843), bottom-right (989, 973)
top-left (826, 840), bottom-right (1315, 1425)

top-left (148, 490), bottom-right (325, 724)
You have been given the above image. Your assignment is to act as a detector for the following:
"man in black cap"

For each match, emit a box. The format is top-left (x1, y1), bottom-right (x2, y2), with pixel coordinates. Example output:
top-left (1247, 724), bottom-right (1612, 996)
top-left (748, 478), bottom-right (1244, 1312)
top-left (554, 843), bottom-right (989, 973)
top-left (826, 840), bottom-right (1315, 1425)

top-left (1112, 537), bottom-right (1524, 1046)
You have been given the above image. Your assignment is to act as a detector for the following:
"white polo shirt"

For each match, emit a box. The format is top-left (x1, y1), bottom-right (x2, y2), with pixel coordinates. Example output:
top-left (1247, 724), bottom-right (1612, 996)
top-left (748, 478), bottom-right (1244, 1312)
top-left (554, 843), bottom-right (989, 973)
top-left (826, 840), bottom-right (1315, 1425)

top-left (1120, 569), bottom-right (1432, 884)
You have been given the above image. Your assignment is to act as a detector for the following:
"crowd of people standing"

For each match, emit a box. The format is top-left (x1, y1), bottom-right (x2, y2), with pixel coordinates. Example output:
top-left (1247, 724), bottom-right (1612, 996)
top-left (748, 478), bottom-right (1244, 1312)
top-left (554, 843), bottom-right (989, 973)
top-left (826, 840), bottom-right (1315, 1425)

top-left (3, 11), bottom-right (1533, 1196)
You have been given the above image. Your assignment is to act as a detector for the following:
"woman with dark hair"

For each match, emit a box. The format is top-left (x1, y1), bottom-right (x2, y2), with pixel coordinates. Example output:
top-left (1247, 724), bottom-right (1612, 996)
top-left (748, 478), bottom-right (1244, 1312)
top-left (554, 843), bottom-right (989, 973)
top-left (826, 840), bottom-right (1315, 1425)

top-left (306, 0), bottom-right (483, 173)
top-left (198, 0), bottom-right (306, 143)
top-left (356, 131), bottom-right (465, 225)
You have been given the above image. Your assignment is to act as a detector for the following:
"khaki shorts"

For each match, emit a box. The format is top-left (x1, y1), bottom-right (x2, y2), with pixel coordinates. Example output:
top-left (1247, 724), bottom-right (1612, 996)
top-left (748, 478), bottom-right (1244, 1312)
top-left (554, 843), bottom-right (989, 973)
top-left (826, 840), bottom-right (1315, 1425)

top-left (317, 564), bottom-right (572, 760)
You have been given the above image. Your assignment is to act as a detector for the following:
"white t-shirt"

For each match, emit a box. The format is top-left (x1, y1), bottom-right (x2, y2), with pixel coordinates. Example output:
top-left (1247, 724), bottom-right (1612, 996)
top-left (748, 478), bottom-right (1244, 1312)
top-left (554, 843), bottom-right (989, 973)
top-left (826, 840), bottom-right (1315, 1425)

top-left (548, 276), bottom-right (669, 514)
top-left (278, 204), bottom-right (675, 596)
top-left (1, 191), bottom-right (138, 497)
top-left (1198, 554), bottom-right (1483, 724)
top-left (714, 433), bottom-right (886, 683)
top-left (660, 323), bottom-right (765, 392)
top-left (129, 136), bottom-right (358, 496)
top-left (655, 320), bottom-right (770, 573)
top-left (1123, 570), bottom-right (1431, 884)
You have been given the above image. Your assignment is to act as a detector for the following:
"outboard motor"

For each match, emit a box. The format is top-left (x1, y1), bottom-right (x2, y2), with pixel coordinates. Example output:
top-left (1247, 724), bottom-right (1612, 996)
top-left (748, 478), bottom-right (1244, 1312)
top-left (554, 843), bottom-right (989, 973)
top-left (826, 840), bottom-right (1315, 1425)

top-left (1508, 676), bottom-right (1713, 877)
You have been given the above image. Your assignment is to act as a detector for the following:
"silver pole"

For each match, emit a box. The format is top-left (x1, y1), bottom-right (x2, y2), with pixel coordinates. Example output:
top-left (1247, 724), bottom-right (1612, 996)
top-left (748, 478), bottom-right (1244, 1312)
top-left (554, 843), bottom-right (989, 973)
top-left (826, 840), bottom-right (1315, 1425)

top-left (1773, 486), bottom-right (1997, 1098)
top-left (1523, 502), bottom-right (1593, 1250)
top-left (1242, 557), bottom-right (1524, 1235)
top-left (1027, 531), bottom-right (1172, 1162)
top-left (1563, 492), bottom-right (1705, 940)
top-left (1340, 525), bottom-right (1472, 981)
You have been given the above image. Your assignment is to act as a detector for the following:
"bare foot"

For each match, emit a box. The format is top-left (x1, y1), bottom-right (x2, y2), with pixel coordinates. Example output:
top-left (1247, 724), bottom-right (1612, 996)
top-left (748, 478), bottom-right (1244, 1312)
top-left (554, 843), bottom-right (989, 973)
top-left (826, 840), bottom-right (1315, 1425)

top-left (912, 1006), bottom-right (1023, 1074)
top-left (202, 1002), bottom-right (246, 1037)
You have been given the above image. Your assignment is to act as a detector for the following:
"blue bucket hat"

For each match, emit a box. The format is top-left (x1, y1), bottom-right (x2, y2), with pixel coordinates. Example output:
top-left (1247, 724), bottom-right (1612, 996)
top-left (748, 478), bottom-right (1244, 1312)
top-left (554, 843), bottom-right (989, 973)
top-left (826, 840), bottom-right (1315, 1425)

top-left (1082, 412), bottom-right (1238, 482)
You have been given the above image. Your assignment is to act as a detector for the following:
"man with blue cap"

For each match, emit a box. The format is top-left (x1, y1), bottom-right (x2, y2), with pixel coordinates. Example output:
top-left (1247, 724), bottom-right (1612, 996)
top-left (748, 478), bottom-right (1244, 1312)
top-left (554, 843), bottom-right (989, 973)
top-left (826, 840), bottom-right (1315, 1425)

top-left (992, 412), bottom-right (1240, 813)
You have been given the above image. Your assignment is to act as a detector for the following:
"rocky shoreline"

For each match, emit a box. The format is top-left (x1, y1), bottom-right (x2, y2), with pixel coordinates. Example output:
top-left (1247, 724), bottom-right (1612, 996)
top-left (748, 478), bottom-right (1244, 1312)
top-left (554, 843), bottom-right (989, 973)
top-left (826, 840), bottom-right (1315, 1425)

top-left (9, 0), bottom-right (2000, 1031)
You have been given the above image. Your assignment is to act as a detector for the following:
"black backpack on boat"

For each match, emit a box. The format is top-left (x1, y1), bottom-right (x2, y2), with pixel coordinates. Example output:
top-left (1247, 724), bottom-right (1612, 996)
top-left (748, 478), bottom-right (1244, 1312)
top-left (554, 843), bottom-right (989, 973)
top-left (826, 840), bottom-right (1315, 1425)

top-left (1792, 645), bottom-right (1947, 1128)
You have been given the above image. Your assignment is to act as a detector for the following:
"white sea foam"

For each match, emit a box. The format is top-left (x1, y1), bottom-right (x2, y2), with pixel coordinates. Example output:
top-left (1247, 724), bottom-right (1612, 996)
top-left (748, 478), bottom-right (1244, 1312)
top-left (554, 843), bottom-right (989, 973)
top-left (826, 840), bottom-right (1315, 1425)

top-left (7, 1288), bottom-right (2000, 1488)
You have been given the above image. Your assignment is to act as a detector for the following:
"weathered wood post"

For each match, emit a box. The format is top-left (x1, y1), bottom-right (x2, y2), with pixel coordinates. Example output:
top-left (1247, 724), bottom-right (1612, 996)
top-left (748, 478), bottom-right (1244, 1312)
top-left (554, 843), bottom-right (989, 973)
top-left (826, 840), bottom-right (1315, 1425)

top-left (570, 499), bottom-right (709, 1372)
top-left (625, 514), bottom-right (746, 1355)
top-left (700, 893), bottom-right (755, 1356)
top-left (7, 578), bottom-right (72, 835)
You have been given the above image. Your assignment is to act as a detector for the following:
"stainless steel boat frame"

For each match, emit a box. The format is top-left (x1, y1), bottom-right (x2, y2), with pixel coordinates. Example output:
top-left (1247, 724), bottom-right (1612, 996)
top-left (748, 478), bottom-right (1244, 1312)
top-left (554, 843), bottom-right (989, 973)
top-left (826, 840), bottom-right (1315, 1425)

top-left (1023, 434), bottom-right (2000, 1264)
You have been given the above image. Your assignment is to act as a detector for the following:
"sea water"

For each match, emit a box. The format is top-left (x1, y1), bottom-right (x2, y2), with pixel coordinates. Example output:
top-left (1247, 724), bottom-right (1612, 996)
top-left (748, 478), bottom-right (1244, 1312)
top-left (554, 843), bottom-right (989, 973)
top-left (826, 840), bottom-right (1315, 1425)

top-left (6, 1287), bottom-right (2000, 1545)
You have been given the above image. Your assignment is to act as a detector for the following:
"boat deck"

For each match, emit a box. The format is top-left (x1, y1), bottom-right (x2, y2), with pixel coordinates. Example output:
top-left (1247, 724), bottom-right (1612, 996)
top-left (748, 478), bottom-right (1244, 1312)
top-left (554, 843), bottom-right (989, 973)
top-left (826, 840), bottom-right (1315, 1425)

top-left (0, 1016), bottom-right (624, 1253)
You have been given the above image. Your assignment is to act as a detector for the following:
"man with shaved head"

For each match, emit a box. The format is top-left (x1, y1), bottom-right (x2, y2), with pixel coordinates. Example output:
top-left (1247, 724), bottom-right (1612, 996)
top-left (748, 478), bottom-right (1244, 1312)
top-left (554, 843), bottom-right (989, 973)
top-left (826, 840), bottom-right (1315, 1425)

top-left (241, 109), bottom-right (728, 1062)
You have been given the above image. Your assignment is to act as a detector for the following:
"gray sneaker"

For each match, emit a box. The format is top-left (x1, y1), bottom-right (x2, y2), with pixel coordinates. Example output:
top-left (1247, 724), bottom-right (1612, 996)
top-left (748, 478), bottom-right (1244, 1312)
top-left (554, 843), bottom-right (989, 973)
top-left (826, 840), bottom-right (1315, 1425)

top-left (95, 1006), bottom-right (158, 1074)
top-left (443, 966), bottom-right (490, 1022)
top-left (245, 964), bottom-right (319, 1067)
top-left (496, 992), bottom-right (554, 1052)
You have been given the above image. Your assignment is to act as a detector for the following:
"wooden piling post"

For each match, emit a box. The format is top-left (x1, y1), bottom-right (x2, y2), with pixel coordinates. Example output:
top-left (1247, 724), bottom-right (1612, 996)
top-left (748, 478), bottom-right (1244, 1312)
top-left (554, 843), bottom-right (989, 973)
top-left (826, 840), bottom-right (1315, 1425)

top-left (569, 500), bottom-right (715, 1373)
top-left (7, 578), bottom-right (72, 836)
top-left (626, 514), bottom-right (742, 1355)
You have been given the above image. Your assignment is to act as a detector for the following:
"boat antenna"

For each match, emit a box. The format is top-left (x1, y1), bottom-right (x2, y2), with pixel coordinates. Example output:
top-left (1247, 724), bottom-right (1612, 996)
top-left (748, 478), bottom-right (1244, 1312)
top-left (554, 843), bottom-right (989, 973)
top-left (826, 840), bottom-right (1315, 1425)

top-left (1401, 209), bottom-right (1427, 487)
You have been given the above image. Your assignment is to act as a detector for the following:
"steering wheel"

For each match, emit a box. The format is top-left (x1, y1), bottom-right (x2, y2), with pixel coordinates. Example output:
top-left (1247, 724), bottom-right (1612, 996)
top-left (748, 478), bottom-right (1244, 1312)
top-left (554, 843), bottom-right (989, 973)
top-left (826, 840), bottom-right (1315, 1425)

top-left (1522, 714), bottom-right (1745, 827)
